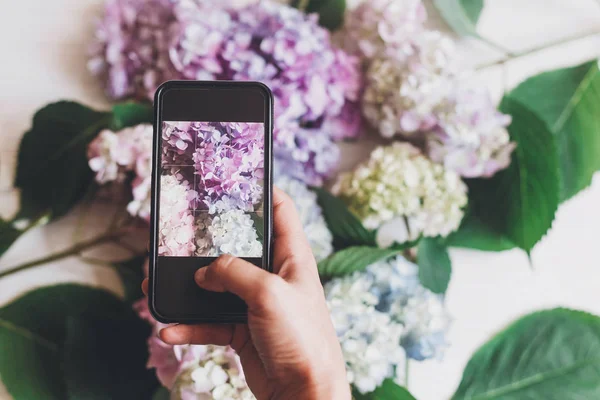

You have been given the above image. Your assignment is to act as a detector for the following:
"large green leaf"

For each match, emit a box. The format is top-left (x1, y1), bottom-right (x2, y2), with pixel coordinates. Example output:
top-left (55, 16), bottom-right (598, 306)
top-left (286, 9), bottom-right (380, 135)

top-left (445, 211), bottom-right (516, 252)
top-left (111, 102), bottom-right (153, 131)
top-left (0, 284), bottom-right (157, 399)
top-left (467, 97), bottom-right (560, 252)
top-left (14, 102), bottom-right (111, 221)
top-left (292, 0), bottom-right (346, 31)
top-left (318, 246), bottom-right (404, 279)
top-left (312, 187), bottom-right (376, 249)
top-left (434, 0), bottom-right (484, 37)
top-left (509, 60), bottom-right (600, 201)
top-left (417, 238), bottom-right (451, 294)
top-left (114, 256), bottom-right (147, 303)
top-left (453, 308), bottom-right (600, 399)
top-left (354, 379), bottom-right (417, 400)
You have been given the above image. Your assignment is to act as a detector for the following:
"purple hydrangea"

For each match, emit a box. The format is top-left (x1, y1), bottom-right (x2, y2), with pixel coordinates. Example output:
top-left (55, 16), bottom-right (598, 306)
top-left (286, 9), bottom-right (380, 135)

top-left (162, 121), bottom-right (264, 213)
top-left (88, 0), bottom-right (178, 100)
top-left (91, 0), bottom-right (364, 185)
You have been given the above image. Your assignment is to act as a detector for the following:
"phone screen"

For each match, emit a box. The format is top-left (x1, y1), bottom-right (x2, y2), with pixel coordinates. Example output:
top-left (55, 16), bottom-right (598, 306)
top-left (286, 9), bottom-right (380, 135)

top-left (151, 82), bottom-right (272, 322)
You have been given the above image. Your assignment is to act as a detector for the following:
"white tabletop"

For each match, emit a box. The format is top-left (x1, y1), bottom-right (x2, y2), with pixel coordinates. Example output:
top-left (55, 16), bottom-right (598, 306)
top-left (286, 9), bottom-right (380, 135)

top-left (1, 1), bottom-right (600, 399)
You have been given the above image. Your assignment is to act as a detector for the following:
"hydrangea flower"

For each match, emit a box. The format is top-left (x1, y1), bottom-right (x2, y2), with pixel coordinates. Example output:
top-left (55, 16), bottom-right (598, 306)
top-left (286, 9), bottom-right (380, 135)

top-left (324, 254), bottom-right (450, 393)
top-left (427, 88), bottom-right (516, 178)
top-left (134, 299), bottom-right (255, 400)
top-left (332, 143), bottom-right (467, 240)
top-left (192, 122), bottom-right (264, 213)
top-left (275, 174), bottom-right (333, 261)
top-left (366, 255), bottom-right (451, 361)
top-left (325, 273), bottom-right (406, 394)
top-left (88, 0), bottom-right (178, 100)
top-left (362, 31), bottom-right (456, 138)
top-left (158, 174), bottom-right (197, 256)
top-left (91, 0), bottom-right (363, 184)
top-left (340, 0), bottom-right (427, 60)
top-left (195, 210), bottom-right (263, 257)
top-left (88, 124), bottom-right (154, 220)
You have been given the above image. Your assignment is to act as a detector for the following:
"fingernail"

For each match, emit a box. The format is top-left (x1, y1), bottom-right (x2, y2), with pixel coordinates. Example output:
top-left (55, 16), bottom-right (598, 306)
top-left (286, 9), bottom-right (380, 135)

top-left (195, 267), bottom-right (207, 285)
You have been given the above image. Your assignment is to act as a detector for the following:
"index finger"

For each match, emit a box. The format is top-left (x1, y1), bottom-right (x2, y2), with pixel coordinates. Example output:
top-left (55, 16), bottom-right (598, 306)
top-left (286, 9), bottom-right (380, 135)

top-left (271, 186), bottom-right (315, 276)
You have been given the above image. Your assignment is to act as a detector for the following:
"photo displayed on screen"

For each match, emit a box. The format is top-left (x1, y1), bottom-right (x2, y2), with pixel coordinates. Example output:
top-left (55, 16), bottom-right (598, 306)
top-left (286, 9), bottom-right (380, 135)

top-left (159, 121), bottom-right (265, 258)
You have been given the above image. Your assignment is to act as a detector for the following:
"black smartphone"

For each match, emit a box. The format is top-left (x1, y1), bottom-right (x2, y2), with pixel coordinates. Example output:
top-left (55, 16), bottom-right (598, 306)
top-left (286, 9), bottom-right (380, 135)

top-left (149, 81), bottom-right (273, 323)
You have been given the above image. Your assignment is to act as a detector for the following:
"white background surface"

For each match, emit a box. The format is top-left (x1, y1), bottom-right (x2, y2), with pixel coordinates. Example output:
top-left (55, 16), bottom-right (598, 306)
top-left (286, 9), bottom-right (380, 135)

top-left (1, 1), bottom-right (600, 399)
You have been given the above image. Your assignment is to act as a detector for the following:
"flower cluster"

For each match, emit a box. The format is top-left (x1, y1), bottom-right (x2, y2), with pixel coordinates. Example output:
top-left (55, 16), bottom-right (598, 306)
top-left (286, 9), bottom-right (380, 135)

top-left (135, 299), bottom-right (255, 400)
top-left (88, 124), bottom-right (154, 220)
top-left (195, 210), bottom-right (263, 257)
top-left (158, 175), bottom-right (197, 256)
top-left (162, 121), bottom-right (265, 213)
top-left (325, 270), bottom-right (406, 393)
top-left (91, 0), bottom-right (363, 184)
top-left (274, 174), bottom-right (333, 261)
top-left (342, 0), bottom-right (515, 178)
top-left (427, 89), bottom-right (515, 178)
top-left (324, 254), bottom-right (450, 393)
top-left (333, 143), bottom-right (468, 241)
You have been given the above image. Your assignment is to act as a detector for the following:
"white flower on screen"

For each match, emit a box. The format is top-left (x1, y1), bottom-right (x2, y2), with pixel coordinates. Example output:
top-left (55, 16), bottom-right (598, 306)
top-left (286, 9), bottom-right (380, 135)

top-left (195, 210), bottom-right (262, 257)
top-left (158, 175), bottom-right (196, 256)
top-left (275, 174), bottom-right (333, 261)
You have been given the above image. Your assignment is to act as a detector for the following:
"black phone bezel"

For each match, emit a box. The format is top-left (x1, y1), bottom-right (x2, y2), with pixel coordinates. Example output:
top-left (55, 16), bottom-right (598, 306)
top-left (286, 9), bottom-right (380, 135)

top-left (149, 80), bottom-right (274, 324)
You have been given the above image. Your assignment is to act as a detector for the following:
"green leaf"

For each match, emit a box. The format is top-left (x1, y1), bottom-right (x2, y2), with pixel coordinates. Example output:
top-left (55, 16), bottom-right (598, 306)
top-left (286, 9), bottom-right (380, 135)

top-left (0, 218), bottom-right (22, 258)
top-left (0, 284), bottom-right (158, 399)
top-left (318, 246), bottom-right (405, 278)
top-left (152, 387), bottom-right (171, 400)
top-left (63, 315), bottom-right (157, 399)
top-left (509, 60), bottom-right (600, 201)
top-left (445, 211), bottom-right (516, 252)
top-left (434, 0), bottom-right (484, 37)
top-left (417, 238), bottom-right (451, 294)
top-left (353, 379), bottom-right (417, 400)
top-left (312, 187), bottom-right (376, 249)
top-left (111, 102), bottom-right (153, 131)
top-left (14, 101), bottom-right (111, 221)
top-left (467, 97), bottom-right (560, 252)
top-left (453, 308), bottom-right (600, 399)
top-left (114, 256), bottom-right (147, 303)
top-left (292, 0), bottom-right (346, 31)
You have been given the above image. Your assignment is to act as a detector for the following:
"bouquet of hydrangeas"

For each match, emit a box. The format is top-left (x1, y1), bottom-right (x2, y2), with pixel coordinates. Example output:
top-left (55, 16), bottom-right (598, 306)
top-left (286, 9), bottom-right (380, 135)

top-left (2, 0), bottom-right (600, 399)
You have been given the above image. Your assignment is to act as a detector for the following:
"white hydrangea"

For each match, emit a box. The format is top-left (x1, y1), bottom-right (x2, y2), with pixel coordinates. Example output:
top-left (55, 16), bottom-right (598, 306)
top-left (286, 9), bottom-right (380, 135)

top-left (195, 210), bottom-right (262, 257)
top-left (332, 143), bottom-right (467, 242)
top-left (172, 345), bottom-right (255, 400)
top-left (158, 175), bottom-right (196, 256)
top-left (325, 272), bottom-right (406, 394)
top-left (275, 174), bottom-right (333, 261)
top-left (363, 31), bottom-right (456, 138)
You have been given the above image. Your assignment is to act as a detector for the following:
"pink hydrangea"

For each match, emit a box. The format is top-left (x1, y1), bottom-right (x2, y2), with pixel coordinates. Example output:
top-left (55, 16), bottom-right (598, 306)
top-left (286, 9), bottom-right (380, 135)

top-left (88, 124), bottom-right (154, 220)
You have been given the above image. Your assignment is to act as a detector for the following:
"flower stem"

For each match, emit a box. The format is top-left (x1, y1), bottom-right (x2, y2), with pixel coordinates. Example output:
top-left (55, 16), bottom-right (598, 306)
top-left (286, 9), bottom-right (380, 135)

top-left (476, 30), bottom-right (600, 70)
top-left (0, 231), bottom-right (127, 279)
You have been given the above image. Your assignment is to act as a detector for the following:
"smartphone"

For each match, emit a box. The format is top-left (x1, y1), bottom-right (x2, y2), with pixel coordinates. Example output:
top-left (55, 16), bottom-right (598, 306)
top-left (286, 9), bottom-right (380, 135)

top-left (149, 81), bottom-right (273, 323)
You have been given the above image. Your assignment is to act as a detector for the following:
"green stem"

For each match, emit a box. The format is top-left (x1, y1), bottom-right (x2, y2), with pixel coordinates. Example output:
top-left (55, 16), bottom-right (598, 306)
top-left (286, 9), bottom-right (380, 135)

top-left (476, 30), bottom-right (600, 70)
top-left (0, 231), bottom-right (126, 279)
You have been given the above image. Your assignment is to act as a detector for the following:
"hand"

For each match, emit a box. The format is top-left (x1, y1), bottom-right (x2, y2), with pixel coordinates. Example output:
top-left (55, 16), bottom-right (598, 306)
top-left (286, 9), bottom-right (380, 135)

top-left (142, 188), bottom-right (350, 400)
